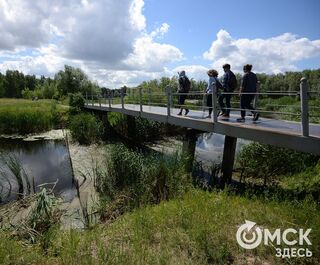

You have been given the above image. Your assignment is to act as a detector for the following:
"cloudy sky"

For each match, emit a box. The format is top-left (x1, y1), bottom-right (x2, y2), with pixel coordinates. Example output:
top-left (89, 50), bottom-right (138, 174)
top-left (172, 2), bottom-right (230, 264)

top-left (0, 0), bottom-right (319, 87)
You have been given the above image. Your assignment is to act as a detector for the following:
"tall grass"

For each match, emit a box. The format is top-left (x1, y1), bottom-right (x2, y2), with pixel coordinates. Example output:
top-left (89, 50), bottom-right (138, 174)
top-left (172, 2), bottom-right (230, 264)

top-left (0, 99), bottom-right (68, 134)
top-left (1, 189), bottom-right (319, 264)
top-left (0, 153), bottom-right (34, 200)
top-left (95, 144), bottom-right (191, 221)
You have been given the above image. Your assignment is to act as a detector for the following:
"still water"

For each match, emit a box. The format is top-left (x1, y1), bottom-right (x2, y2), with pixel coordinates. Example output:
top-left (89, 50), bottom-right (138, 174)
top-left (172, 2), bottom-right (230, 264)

top-left (196, 133), bottom-right (250, 165)
top-left (0, 138), bottom-right (76, 204)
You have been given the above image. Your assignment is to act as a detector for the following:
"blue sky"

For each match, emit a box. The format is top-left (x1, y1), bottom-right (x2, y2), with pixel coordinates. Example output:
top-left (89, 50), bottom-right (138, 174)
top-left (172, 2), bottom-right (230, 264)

top-left (0, 0), bottom-right (319, 87)
top-left (144, 0), bottom-right (320, 69)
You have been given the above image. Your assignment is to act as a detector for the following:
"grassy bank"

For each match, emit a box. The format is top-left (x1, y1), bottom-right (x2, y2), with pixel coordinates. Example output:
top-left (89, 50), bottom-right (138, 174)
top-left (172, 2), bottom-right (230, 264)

top-left (0, 189), bottom-right (319, 264)
top-left (0, 99), bottom-right (68, 134)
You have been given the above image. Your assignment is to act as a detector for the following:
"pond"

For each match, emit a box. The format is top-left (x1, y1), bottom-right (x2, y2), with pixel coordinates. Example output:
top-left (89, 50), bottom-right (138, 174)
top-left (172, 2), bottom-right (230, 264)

top-left (0, 137), bottom-right (77, 205)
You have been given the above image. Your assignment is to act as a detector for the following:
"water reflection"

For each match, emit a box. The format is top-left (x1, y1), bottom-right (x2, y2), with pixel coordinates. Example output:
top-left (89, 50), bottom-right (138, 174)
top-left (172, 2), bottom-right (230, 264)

top-left (0, 138), bottom-right (76, 204)
top-left (196, 133), bottom-right (250, 166)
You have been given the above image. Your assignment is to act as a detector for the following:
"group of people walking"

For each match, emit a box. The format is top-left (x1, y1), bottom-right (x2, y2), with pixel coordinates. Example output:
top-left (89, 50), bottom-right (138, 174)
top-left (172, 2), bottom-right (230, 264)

top-left (177, 64), bottom-right (259, 122)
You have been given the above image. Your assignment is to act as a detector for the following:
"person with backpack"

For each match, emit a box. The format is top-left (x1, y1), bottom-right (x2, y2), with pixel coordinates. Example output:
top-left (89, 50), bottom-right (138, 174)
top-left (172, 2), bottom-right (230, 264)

top-left (218, 63), bottom-right (237, 118)
top-left (177, 70), bottom-right (191, 116)
top-left (205, 69), bottom-right (222, 119)
top-left (237, 64), bottom-right (260, 122)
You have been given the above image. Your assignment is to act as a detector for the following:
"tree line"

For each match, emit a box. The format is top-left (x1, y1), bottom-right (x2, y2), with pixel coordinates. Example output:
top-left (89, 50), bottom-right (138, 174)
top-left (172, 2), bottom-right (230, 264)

top-left (0, 66), bottom-right (319, 99)
top-left (0, 65), bottom-right (100, 99)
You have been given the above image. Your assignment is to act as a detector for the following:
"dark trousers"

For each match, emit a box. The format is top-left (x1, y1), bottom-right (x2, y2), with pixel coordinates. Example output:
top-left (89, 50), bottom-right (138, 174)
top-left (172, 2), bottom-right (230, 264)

top-left (240, 94), bottom-right (256, 118)
top-left (218, 94), bottom-right (231, 115)
top-left (206, 94), bottom-right (213, 115)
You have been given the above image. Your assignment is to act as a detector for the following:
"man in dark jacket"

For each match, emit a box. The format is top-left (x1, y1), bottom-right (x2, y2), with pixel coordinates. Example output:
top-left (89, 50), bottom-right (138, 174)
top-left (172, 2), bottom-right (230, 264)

top-left (237, 64), bottom-right (259, 122)
top-left (177, 70), bottom-right (190, 116)
top-left (219, 64), bottom-right (236, 118)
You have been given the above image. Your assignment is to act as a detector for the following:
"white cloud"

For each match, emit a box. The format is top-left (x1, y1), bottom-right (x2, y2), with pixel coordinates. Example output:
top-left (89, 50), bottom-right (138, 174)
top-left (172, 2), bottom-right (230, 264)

top-left (124, 35), bottom-right (183, 72)
top-left (172, 65), bottom-right (209, 81)
top-left (203, 30), bottom-right (320, 74)
top-left (0, 1), bottom-right (50, 50)
top-left (0, 0), bottom-right (184, 87)
top-left (150, 23), bottom-right (170, 38)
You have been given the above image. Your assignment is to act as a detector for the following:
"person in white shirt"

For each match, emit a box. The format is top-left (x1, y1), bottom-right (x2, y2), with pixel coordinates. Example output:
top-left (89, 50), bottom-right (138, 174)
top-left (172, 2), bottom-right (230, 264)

top-left (205, 69), bottom-right (222, 118)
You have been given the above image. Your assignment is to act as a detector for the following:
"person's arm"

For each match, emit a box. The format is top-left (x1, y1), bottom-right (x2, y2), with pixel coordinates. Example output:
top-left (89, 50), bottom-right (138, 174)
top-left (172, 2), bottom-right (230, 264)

top-left (222, 73), bottom-right (229, 90)
top-left (240, 74), bottom-right (247, 94)
top-left (206, 77), bottom-right (214, 93)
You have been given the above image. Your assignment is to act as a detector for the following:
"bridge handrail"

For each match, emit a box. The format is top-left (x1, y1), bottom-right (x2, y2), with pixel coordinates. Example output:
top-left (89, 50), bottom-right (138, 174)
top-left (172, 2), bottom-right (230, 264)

top-left (85, 77), bottom-right (314, 137)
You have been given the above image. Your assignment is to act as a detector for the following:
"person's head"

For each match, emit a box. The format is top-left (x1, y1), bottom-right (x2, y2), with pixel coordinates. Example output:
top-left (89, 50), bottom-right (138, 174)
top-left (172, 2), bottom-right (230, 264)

top-left (179, 70), bottom-right (186, 77)
top-left (207, 69), bottom-right (218, 77)
top-left (222, 63), bottom-right (231, 72)
top-left (243, 64), bottom-right (252, 73)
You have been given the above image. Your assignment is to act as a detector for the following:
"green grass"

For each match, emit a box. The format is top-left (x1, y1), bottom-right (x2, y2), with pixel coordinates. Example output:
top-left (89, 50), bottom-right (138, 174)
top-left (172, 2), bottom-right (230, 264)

top-left (0, 98), bottom-right (69, 134)
top-left (1, 190), bottom-right (319, 264)
top-left (258, 96), bottom-right (320, 123)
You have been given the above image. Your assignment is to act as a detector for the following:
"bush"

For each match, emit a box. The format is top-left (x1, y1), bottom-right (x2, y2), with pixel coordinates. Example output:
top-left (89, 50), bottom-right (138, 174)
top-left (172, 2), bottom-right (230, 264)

top-left (107, 112), bottom-right (169, 142)
top-left (280, 162), bottom-right (320, 200)
top-left (236, 142), bottom-right (318, 185)
top-left (69, 93), bottom-right (85, 114)
top-left (69, 113), bottom-right (102, 144)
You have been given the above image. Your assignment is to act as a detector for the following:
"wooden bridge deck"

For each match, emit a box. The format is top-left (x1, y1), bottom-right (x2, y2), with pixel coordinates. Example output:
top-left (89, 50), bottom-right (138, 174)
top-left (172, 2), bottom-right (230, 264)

top-left (85, 103), bottom-right (320, 155)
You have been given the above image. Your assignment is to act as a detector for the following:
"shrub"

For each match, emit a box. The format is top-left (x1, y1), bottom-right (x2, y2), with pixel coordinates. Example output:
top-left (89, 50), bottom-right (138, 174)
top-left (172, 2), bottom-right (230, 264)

top-left (107, 112), bottom-right (168, 142)
top-left (69, 93), bottom-right (85, 114)
top-left (236, 142), bottom-right (318, 185)
top-left (69, 113), bottom-right (102, 144)
top-left (280, 162), bottom-right (320, 200)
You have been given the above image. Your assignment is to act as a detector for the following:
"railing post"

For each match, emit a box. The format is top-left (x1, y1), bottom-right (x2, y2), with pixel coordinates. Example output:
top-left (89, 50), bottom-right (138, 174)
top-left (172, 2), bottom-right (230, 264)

top-left (212, 83), bottom-right (218, 123)
top-left (108, 91), bottom-right (111, 109)
top-left (139, 86), bottom-right (143, 112)
top-left (166, 86), bottom-right (172, 117)
top-left (148, 87), bottom-right (152, 106)
top-left (91, 94), bottom-right (94, 106)
top-left (121, 88), bottom-right (124, 109)
top-left (85, 91), bottom-right (88, 105)
top-left (253, 81), bottom-right (260, 109)
top-left (300, 77), bottom-right (309, 137)
top-left (99, 94), bottom-right (101, 107)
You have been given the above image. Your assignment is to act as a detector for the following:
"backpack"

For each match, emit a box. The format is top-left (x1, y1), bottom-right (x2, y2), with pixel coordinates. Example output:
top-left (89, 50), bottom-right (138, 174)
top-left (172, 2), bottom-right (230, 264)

top-left (215, 77), bottom-right (223, 90)
top-left (228, 72), bottom-right (237, 92)
top-left (179, 76), bottom-right (191, 93)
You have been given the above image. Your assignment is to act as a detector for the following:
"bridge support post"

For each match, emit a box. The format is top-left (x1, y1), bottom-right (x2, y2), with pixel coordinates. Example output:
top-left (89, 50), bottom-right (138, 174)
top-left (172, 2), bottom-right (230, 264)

top-left (300, 77), bottom-right (309, 137)
top-left (126, 115), bottom-right (137, 139)
top-left (221, 135), bottom-right (237, 187)
top-left (182, 128), bottom-right (199, 173)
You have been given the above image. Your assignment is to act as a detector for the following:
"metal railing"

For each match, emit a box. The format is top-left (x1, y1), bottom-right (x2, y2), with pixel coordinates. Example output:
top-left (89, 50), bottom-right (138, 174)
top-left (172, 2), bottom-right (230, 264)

top-left (85, 77), bottom-right (317, 137)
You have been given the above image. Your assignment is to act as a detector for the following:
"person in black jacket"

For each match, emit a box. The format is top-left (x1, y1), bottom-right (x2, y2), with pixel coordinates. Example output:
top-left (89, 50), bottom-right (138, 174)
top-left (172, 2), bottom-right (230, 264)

top-left (177, 70), bottom-right (190, 116)
top-left (237, 64), bottom-right (260, 122)
top-left (219, 64), bottom-right (236, 118)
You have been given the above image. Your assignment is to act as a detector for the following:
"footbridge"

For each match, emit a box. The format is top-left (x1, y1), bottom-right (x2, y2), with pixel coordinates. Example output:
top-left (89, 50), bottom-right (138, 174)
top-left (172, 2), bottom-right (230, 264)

top-left (84, 78), bottom-right (320, 183)
top-left (84, 78), bottom-right (320, 155)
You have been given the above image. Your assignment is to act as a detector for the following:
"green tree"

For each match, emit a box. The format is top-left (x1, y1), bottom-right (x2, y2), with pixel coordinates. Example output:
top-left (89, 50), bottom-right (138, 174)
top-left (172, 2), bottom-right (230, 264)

top-left (0, 73), bottom-right (4, 97)
top-left (55, 65), bottom-right (94, 96)
top-left (4, 70), bottom-right (25, 98)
